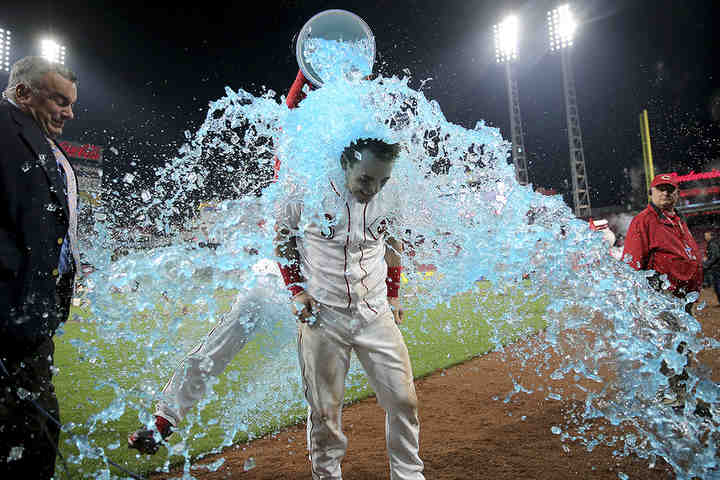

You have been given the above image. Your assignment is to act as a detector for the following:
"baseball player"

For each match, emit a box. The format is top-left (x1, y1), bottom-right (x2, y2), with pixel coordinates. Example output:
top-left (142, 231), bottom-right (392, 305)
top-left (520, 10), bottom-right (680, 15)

top-left (275, 138), bottom-right (425, 480)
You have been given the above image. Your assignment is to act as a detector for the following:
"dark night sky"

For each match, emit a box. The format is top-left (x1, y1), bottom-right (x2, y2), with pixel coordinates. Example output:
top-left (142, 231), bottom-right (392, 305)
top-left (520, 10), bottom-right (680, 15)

top-left (2, 0), bottom-right (719, 209)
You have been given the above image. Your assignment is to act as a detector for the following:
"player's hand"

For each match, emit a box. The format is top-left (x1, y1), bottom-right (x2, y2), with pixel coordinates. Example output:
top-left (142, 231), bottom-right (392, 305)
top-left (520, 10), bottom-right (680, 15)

top-left (388, 296), bottom-right (404, 325)
top-left (292, 291), bottom-right (318, 323)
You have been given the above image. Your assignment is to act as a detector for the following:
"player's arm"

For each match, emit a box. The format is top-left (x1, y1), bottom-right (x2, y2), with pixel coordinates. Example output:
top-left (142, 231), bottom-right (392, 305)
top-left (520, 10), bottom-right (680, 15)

top-left (385, 235), bottom-right (404, 325)
top-left (622, 217), bottom-right (650, 270)
top-left (274, 223), bottom-right (317, 322)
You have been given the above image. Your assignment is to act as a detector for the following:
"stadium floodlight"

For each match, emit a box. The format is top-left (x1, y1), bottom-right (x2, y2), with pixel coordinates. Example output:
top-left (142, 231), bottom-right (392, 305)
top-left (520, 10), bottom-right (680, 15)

top-left (547, 3), bottom-right (591, 217)
top-left (493, 14), bottom-right (528, 185)
top-left (547, 4), bottom-right (577, 51)
top-left (0, 28), bottom-right (11, 73)
top-left (41, 38), bottom-right (66, 65)
top-left (493, 15), bottom-right (519, 63)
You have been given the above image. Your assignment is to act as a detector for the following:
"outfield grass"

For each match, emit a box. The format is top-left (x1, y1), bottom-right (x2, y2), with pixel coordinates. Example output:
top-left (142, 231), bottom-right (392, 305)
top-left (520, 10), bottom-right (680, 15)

top-left (53, 281), bottom-right (546, 477)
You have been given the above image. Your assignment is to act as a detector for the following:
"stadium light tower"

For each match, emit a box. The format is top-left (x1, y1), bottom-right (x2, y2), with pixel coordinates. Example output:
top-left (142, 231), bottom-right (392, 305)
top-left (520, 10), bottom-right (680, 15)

top-left (40, 39), bottom-right (66, 65)
top-left (0, 28), bottom-right (11, 73)
top-left (494, 15), bottom-right (529, 186)
top-left (548, 4), bottom-right (591, 218)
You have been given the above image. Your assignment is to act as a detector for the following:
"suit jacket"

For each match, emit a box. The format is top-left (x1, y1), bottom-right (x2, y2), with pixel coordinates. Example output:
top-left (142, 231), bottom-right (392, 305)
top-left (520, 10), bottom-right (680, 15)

top-left (0, 99), bottom-right (77, 356)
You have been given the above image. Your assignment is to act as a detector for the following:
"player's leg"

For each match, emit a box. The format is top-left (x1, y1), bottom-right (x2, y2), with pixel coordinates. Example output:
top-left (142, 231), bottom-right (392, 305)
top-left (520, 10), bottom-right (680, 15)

top-left (353, 311), bottom-right (424, 480)
top-left (297, 308), bottom-right (352, 480)
top-left (0, 338), bottom-right (60, 479)
top-left (713, 271), bottom-right (720, 305)
top-left (155, 290), bottom-right (264, 425)
top-left (656, 308), bottom-right (712, 418)
top-left (129, 285), bottom-right (270, 453)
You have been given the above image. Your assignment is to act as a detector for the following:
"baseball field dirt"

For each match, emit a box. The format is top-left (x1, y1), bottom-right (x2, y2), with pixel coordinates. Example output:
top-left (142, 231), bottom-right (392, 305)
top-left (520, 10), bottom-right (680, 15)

top-left (150, 288), bottom-right (720, 479)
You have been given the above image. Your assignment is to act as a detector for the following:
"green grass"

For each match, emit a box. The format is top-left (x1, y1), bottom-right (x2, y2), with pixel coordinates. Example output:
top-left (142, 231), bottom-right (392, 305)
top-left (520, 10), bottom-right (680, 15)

top-left (52, 280), bottom-right (547, 477)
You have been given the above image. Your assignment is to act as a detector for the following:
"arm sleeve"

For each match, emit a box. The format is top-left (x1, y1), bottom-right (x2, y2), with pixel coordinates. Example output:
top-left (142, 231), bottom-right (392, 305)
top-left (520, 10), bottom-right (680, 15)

top-left (272, 71), bottom-right (312, 180)
top-left (274, 201), bottom-right (302, 235)
top-left (622, 216), bottom-right (649, 270)
top-left (286, 70), bottom-right (310, 109)
top-left (382, 184), bottom-right (405, 238)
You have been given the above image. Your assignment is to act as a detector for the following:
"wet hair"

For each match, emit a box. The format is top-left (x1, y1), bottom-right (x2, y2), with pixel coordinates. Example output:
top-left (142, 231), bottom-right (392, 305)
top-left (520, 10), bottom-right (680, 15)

top-left (3, 56), bottom-right (78, 102)
top-left (340, 138), bottom-right (401, 170)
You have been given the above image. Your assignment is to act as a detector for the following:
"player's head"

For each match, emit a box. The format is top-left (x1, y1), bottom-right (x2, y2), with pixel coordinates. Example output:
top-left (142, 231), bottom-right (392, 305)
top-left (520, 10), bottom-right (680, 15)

top-left (340, 138), bottom-right (400, 203)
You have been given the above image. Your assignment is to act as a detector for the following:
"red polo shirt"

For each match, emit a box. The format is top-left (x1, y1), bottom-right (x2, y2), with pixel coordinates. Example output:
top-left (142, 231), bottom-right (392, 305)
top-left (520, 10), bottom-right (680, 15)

top-left (622, 203), bottom-right (702, 294)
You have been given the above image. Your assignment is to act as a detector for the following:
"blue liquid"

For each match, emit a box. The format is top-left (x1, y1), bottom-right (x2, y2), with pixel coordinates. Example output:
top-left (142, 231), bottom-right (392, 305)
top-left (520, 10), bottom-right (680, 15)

top-left (60, 38), bottom-right (720, 478)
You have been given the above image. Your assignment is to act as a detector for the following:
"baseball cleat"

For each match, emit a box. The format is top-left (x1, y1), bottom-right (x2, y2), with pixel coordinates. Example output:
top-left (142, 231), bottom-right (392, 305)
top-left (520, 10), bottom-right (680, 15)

top-left (659, 390), bottom-right (713, 419)
top-left (128, 416), bottom-right (173, 455)
top-left (660, 393), bottom-right (684, 410)
top-left (694, 400), bottom-right (713, 419)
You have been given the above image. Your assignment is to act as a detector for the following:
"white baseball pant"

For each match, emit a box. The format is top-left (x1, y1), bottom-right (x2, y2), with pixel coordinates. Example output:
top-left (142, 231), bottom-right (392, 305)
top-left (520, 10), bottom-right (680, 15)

top-left (297, 304), bottom-right (424, 480)
top-left (155, 276), bottom-right (285, 426)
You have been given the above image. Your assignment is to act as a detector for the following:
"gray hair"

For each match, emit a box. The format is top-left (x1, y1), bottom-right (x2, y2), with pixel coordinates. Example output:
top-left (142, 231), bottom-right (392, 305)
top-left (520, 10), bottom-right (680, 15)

top-left (3, 56), bottom-right (78, 102)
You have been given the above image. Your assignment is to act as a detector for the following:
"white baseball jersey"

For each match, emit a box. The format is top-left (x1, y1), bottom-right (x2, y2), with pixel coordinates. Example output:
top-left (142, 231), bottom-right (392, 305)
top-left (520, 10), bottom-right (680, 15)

top-left (276, 179), bottom-right (402, 316)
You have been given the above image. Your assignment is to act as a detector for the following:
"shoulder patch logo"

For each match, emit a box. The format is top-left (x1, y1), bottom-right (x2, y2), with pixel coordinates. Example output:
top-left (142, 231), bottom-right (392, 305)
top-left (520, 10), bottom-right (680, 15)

top-left (320, 214), bottom-right (336, 240)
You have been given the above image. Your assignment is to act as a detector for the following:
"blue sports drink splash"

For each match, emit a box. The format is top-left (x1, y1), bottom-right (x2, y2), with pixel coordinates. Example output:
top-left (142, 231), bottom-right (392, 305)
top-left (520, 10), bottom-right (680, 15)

top-left (53, 37), bottom-right (720, 479)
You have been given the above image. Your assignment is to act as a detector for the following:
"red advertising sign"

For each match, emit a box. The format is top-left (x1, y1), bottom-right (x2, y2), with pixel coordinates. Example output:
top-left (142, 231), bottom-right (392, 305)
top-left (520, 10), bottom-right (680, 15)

top-left (58, 140), bottom-right (103, 163)
top-left (671, 170), bottom-right (720, 183)
top-left (679, 186), bottom-right (720, 198)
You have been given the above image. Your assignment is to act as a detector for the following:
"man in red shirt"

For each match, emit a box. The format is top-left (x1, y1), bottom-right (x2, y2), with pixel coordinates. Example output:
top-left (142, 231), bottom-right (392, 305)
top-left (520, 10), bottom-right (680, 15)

top-left (623, 173), bottom-right (702, 297)
top-left (623, 173), bottom-right (710, 417)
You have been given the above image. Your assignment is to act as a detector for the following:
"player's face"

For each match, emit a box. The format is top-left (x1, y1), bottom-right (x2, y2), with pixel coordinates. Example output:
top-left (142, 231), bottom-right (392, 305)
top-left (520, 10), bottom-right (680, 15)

top-left (650, 184), bottom-right (678, 211)
top-left (343, 149), bottom-right (395, 203)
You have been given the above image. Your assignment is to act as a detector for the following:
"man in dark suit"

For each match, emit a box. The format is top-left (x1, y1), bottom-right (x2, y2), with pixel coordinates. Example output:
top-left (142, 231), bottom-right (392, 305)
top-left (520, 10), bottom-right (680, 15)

top-left (0, 56), bottom-right (79, 478)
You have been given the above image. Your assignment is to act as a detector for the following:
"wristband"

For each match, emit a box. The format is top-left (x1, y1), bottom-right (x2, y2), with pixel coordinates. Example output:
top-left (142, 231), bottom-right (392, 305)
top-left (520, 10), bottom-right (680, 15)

top-left (386, 266), bottom-right (402, 298)
top-left (278, 261), bottom-right (305, 296)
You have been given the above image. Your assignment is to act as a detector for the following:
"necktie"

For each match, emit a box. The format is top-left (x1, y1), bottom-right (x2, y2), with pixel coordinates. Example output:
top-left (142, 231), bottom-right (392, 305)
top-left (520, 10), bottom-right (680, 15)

top-left (48, 139), bottom-right (80, 270)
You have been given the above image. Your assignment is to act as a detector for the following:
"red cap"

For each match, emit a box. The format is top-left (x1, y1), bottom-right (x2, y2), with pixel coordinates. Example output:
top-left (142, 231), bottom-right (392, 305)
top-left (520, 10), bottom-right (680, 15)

top-left (650, 173), bottom-right (678, 189)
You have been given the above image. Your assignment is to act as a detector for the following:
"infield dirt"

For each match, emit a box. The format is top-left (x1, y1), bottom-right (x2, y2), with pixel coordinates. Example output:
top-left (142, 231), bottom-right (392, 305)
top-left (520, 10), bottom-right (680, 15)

top-left (151, 288), bottom-right (720, 480)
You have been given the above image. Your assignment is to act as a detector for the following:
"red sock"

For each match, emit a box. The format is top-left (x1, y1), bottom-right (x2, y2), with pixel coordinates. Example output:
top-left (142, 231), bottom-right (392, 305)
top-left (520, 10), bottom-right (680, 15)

top-left (155, 416), bottom-right (172, 437)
